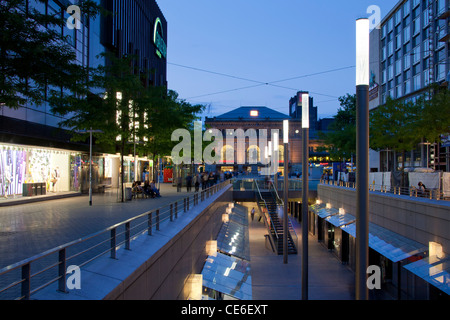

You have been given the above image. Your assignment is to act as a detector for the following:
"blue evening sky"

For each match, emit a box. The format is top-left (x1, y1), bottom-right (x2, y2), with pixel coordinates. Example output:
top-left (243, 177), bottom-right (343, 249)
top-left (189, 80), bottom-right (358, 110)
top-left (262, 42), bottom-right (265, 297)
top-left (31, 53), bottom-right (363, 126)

top-left (157, 0), bottom-right (397, 120)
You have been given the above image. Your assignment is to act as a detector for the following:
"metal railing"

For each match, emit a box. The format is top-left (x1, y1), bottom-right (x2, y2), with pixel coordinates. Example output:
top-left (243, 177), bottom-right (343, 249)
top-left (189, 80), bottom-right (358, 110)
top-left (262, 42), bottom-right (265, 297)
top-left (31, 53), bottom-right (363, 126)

top-left (0, 180), bottom-right (231, 300)
top-left (232, 177), bottom-right (321, 192)
top-left (268, 182), bottom-right (298, 252)
top-left (254, 181), bottom-right (280, 253)
top-left (320, 179), bottom-right (449, 201)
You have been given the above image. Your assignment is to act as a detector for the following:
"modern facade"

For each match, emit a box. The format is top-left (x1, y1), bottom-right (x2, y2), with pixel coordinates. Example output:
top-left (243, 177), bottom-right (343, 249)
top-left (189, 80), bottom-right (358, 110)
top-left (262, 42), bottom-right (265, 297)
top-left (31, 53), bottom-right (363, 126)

top-left (0, 0), bottom-right (167, 197)
top-left (369, 0), bottom-right (450, 172)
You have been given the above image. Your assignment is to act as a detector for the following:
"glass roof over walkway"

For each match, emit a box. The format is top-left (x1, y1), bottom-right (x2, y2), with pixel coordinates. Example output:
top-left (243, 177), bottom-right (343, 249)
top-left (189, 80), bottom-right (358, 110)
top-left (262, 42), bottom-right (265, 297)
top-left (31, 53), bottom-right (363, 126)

top-left (201, 203), bottom-right (251, 300)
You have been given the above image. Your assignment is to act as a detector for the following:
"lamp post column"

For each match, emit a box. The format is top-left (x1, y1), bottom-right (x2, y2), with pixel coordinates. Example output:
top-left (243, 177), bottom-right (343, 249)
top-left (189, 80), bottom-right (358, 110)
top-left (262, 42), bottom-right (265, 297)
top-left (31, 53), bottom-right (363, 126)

top-left (355, 18), bottom-right (370, 301)
top-left (301, 93), bottom-right (309, 300)
top-left (283, 120), bottom-right (289, 264)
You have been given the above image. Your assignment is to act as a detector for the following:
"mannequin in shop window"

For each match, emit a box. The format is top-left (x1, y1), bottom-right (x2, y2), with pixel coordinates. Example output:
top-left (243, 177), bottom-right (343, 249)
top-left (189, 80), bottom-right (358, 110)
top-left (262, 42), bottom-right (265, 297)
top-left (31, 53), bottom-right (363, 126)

top-left (51, 167), bottom-right (60, 192)
top-left (2, 168), bottom-right (11, 198)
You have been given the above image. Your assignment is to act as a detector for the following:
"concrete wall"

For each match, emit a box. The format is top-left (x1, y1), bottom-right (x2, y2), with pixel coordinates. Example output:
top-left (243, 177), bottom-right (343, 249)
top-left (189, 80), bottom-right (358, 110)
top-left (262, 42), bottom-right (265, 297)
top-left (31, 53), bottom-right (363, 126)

top-left (317, 184), bottom-right (450, 255)
top-left (106, 187), bottom-right (232, 300)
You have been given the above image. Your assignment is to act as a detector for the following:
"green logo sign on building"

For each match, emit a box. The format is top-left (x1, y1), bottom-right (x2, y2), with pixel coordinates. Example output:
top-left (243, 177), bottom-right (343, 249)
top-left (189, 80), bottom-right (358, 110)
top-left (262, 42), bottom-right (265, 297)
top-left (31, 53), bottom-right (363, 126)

top-left (153, 17), bottom-right (167, 59)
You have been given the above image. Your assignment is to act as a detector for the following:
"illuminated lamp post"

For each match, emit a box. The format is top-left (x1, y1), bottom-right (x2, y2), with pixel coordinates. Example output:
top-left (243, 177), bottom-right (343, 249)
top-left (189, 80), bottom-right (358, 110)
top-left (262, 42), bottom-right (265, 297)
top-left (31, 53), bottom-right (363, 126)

top-left (76, 128), bottom-right (103, 206)
top-left (301, 93), bottom-right (309, 300)
top-left (283, 120), bottom-right (289, 264)
top-left (355, 18), bottom-right (370, 301)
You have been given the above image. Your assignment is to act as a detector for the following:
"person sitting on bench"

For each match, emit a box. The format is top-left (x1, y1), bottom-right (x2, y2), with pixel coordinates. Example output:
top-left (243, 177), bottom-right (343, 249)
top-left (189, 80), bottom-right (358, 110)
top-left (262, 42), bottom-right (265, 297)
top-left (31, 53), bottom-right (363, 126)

top-left (143, 180), bottom-right (153, 198)
top-left (150, 180), bottom-right (161, 197)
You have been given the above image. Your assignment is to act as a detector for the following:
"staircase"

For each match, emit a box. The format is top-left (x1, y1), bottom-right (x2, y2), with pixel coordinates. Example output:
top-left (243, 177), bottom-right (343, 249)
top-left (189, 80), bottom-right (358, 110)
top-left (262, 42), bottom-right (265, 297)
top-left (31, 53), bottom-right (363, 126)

top-left (258, 191), bottom-right (297, 255)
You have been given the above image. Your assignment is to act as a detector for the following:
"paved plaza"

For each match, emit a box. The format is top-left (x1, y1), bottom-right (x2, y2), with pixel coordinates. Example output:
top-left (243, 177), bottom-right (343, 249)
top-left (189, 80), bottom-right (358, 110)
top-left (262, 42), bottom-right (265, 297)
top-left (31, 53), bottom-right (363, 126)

top-left (0, 183), bottom-right (197, 269)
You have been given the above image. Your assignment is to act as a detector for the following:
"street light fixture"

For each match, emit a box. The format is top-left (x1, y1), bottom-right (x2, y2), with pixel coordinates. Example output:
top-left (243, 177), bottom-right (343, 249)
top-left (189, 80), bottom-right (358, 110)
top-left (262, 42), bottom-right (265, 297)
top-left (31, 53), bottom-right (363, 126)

top-left (75, 128), bottom-right (103, 206)
top-left (283, 120), bottom-right (289, 264)
top-left (301, 93), bottom-right (309, 300)
top-left (355, 18), bottom-right (370, 300)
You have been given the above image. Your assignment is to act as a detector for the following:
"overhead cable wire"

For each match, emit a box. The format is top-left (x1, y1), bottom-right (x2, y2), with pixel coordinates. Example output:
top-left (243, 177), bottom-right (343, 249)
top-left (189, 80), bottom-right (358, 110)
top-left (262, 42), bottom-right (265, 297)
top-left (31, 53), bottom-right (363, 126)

top-left (170, 62), bottom-right (355, 98)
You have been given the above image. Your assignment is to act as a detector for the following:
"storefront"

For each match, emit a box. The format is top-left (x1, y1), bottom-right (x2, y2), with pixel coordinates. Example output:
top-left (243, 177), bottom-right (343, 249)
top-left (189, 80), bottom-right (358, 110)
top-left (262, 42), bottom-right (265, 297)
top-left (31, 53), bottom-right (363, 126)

top-left (0, 143), bottom-right (82, 197)
top-left (341, 221), bottom-right (428, 299)
top-left (323, 211), bottom-right (355, 264)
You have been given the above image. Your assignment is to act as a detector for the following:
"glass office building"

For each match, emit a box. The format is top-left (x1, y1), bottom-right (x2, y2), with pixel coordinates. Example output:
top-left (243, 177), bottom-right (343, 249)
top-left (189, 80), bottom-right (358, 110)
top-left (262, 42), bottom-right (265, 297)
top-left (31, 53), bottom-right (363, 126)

top-left (0, 0), bottom-right (167, 196)
top-left (377, 0), bottom-right (449, 104)
top-left (370, 0), bottom-right (450, 172)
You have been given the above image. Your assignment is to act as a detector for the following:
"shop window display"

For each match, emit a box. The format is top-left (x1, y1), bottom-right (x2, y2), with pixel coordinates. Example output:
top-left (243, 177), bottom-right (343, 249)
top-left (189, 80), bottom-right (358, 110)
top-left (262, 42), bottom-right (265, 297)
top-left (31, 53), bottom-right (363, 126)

top-left (0, 144), bottom-right (75, 197)
top-left (0, 147), bottom-right (27, 197)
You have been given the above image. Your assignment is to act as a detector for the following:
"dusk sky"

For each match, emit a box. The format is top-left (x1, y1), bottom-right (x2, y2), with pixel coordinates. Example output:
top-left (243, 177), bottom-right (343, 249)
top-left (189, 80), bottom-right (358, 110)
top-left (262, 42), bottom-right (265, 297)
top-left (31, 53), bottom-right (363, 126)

top-left (157, 0), bottom-right (398, 120)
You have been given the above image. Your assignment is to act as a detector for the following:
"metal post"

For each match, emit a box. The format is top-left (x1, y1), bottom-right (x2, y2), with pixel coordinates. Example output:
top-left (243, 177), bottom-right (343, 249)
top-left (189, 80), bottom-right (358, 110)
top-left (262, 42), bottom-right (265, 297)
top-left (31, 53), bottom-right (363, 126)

top-left (21, 264), bottom-right (30, 300)
top-left (356, 84), bottom-right (369, 300)
top-left (302, 126), bottom-right (309, 300)
top-left (58, 248), bottom-right (67, 293)
top-left (355, 17), bottom-right (370, 301)
top-left (148, 212), bottom-right (152, 235)
top-left (110, 228), bottom-right (117, 259)
top-left (156, 209), bottom-right (160, 231)
top-left (283, 143), bottom-right (289, 264)
top-left (125, 222), bottom-right (130, 250)
top-left (175, 202), bottom-right (178, 219)
top-left (89, 128), bottom-right (92, 206)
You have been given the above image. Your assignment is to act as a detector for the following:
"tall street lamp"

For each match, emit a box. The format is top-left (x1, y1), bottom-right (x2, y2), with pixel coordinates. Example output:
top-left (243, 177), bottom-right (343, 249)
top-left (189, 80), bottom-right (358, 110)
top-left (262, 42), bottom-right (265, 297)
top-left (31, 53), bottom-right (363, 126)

top-left (76, 128), bottom-right (103, 206)
top-left (283, 120), bottom-right (289, 264)
top-left (355, 18), bottom-right (370, 300)
top-left (273, 132), bottom-right (279, 190)
top-left (301, 93), bottom-right (309, 300)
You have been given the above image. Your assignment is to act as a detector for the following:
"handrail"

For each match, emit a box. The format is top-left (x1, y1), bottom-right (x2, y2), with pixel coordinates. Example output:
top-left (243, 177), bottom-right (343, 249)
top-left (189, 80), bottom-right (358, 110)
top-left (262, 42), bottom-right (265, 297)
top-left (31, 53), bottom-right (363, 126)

top-left (320, 179), bottom-right (449, 201)
top-left (0, 179), bottom-right (231, 300)
top-left (254, 180), bottom-right (280, 241)
top-left (268, 181), bottom-right (298, 251)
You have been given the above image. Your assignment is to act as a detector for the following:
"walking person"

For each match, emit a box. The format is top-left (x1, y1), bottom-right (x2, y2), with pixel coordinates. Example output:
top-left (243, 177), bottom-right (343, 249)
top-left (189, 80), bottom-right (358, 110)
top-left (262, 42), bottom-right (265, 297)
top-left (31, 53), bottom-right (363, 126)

top-left (186, 174), bottom-right (192, 192)
top-left (194, 174), bottom-right (200, 192)
top-left (251, 207), bottom-right (255, 221)
top-left (177, 175), bottom-right (182, 192)
top-left (202, 172), bottom-right (208, 190)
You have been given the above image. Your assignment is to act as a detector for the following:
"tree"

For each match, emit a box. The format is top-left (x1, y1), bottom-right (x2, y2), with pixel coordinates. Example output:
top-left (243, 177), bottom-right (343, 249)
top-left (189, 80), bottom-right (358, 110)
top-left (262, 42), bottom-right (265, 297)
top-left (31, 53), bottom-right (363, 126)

top-left (416, 85), bottom-right (450, 145)
top-left (55, 52), bottom-right (205, 200)
top-left (318, 94), bottom-right (356, 161)
top-left (369, 96), bottom-right (422, 175)
top-left (0, 0), bottom-right (101, 109)
top-left (138, 88), bottom-right (205, 181)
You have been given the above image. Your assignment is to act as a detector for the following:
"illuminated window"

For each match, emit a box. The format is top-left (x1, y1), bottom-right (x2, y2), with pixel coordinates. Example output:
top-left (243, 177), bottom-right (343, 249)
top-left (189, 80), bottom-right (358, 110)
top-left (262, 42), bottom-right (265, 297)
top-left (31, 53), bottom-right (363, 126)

top-left (250, 110), bottom-right (259, 117)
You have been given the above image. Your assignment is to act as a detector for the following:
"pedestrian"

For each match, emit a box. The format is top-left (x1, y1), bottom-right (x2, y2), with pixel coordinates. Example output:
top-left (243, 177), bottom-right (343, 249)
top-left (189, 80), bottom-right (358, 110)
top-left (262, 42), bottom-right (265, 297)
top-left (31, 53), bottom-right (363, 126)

top-left (177, 175), bottom-right (182, 192)
top-left (251, 207), bottom-right (255, 221)
top-left (202, 173), bottom-right (208, 190)
top-left (186, 174), bottom-right (192, 192)
top-left (194, 174), bottom-right (200, 192)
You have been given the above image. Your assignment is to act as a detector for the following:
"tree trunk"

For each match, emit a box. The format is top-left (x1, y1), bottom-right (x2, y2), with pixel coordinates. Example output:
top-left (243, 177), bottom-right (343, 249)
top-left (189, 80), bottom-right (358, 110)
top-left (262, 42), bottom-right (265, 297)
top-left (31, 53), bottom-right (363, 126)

top-left (121, 138), bottom-right (125, 202)
top-left (401, 150), bottom-right (406, 189)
